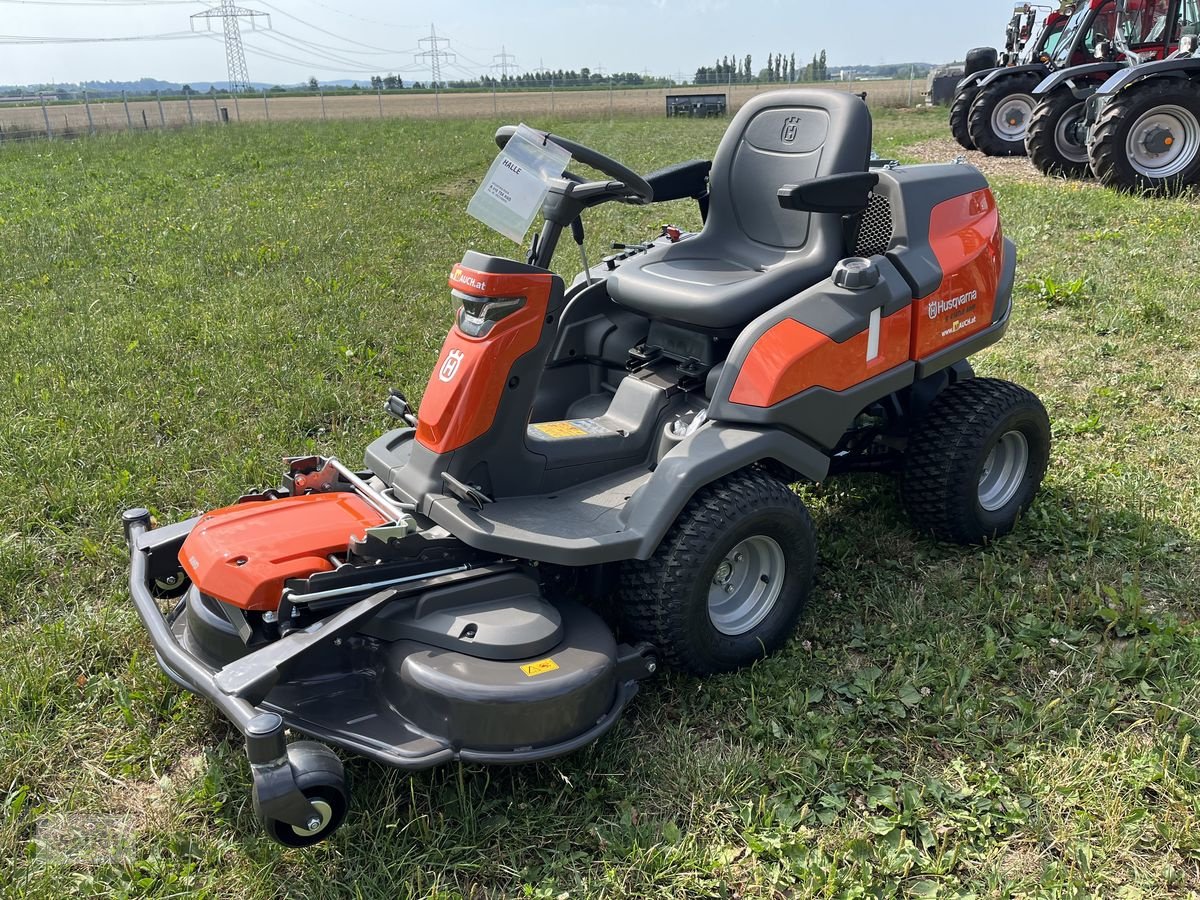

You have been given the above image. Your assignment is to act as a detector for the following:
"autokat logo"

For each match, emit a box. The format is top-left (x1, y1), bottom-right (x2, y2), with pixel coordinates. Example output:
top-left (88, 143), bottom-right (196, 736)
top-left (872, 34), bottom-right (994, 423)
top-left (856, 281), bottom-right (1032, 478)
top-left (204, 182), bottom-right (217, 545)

top-left (927, 289), bottom-right (978, 320)
top-left (781, 115), bottom-right (800, 144)
top-left (450, 266), bottom-right (488, 292)
top-left (438, 348), bottom-right (465, 383)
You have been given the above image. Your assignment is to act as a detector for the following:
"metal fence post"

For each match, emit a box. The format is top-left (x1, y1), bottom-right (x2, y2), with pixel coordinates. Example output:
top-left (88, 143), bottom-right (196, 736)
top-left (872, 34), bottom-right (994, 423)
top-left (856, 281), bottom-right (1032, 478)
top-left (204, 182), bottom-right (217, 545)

top-left (212, 92), bottom-right (220, 122)
top-left (262, 88), bottom-right (269, 121)
top-left (123, 90), bottom-right (132, 130)
top-left (83, 89), bottom-right (95, 135)
top-left (550, 77), bottom-right (555, 114)
top-left (156, 90), bottom-right (166, 127)
top-left (378, 85), bottom-right (383, 117)
top-left (186, 92), bottom-right (194, 126)
top-left (232, 91), bottom-right (240, 122)
top-left (319, 86), bottom-right (326, 120)
top-left (39, 92), bottom-right (53, 139)
top-left (492, 81), bottom-right (497, 115)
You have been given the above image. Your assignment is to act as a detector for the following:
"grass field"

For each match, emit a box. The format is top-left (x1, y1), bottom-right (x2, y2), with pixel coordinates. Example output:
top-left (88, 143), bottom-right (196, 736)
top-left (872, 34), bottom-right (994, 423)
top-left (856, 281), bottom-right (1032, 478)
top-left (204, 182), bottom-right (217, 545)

top-left (0, 80), bottom-right (917, 140)
top-left (1, 107), bottom-right (1199, 898)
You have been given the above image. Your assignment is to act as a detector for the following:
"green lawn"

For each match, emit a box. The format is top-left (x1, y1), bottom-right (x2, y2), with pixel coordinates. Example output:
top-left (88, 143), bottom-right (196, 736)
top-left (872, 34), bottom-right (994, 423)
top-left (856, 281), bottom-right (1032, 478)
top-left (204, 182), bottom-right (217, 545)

top-left (1, 108), bottom-right (1198, 898)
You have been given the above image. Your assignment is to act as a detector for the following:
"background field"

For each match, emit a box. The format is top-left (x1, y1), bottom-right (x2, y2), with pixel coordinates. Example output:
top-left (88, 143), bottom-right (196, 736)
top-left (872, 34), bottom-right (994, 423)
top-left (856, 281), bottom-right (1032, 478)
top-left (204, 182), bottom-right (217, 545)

top-left (1, 107), bottom-right (1198, 898)
top-left (0, 80), bottom-right (917, 140)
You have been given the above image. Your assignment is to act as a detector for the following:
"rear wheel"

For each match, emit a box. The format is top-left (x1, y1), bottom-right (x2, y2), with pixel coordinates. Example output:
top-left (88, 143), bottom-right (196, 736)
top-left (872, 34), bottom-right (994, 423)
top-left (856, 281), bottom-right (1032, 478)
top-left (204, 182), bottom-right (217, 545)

top-left (950, 84), bottom-right (979, 150)
top-left (1089, 79), bottom-right (1200, 193)
top-left (1026, 87), bottom-right (1092, 178)
top-left (902, 378), bottom-right (1050, 544)
top-left (620, 469), bottom-right (816, 675)
top-left (967, 73), bottom-right (1043, 156)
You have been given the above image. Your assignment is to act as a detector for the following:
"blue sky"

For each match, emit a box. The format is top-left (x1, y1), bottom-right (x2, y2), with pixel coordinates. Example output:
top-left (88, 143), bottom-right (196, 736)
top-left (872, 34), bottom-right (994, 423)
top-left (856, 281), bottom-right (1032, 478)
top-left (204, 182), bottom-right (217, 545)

top-left (1, 0), bottom-right (1022, 85)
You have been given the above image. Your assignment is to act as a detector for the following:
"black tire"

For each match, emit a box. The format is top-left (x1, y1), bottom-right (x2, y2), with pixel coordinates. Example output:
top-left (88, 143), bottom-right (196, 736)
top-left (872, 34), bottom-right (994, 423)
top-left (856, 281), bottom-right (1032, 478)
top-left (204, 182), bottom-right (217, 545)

top-left (256, 741), bottom-right (349, 848)
top-left (967, 73), bottom-right (1043, 156)
top-left (1088, 79), bottom-right (1200, 194)
top-left (620, 469), bottom-right (816, 675)
top-left (950, 84), bottom-right (979, 150)
top-left (902, 378), bottom-right (1050, 545)
top-left (1026, 87), bottom-right (1092, 178)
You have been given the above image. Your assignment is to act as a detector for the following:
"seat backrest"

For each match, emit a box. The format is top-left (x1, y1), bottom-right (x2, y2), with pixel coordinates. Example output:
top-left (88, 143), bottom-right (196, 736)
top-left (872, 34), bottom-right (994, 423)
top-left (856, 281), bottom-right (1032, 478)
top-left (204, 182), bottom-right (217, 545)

top-left (704, 89), bottom-right (872, 258)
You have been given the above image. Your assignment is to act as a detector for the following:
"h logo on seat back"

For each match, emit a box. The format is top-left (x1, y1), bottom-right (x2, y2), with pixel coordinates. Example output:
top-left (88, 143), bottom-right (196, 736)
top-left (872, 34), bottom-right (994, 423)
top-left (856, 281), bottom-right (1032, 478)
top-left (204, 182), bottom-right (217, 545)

top-left (780, 115), bottom-right (801, 144)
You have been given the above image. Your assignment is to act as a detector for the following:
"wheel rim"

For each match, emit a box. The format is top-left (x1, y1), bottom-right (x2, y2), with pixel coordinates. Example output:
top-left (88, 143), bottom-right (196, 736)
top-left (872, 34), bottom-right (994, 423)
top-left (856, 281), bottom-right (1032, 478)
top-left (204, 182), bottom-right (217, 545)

top-left (1054, 103), bottom-right (1090, 163)
top-left (290, 799), bottom-right (332, 838)
top-left (707, 535), bottom-right (786, 636)
top-left (1125, 104), bottom-right (1200, 178)
top-left (978, 430), bottom-right (1030, 512)
top-left (991, 93), bottom-right (1035, 141)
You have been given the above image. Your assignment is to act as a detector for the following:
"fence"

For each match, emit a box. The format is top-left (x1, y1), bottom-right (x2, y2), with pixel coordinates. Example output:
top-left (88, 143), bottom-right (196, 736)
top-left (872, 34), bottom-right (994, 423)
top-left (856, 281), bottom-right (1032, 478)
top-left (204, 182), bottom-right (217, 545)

top-left (0, 78), bottom-right (921, 144)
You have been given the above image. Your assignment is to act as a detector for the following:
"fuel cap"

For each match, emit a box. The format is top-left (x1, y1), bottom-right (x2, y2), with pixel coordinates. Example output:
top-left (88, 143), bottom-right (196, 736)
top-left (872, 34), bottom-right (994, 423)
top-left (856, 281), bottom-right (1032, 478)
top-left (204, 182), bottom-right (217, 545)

top-left (832, 256), bottom-right (880, 291)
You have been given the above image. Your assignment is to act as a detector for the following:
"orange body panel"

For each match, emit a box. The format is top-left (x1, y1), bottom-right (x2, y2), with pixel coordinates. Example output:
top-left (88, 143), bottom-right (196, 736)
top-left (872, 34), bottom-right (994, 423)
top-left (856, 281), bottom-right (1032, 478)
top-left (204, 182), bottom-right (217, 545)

top-left (912, 189), bottom-right (1002, 359)
top-left (179, 493), bottom-right (386, 611)
top-left (415, 264), bottom-right (554, 455)
top-left (729, 308), bottom-right (912, 408)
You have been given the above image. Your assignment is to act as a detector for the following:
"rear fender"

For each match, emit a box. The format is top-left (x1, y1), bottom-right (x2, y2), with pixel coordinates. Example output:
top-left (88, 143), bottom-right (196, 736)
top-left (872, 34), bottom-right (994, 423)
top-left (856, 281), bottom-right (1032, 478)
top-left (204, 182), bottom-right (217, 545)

top-left (956, 70), bottom-right (993, 93)
top-left (976, 63), bottom-right (1049, 90)
top-left (1034, 62), bottom-right (1125, 98)
top-left (1096, 57), bottom-right (1200, 96)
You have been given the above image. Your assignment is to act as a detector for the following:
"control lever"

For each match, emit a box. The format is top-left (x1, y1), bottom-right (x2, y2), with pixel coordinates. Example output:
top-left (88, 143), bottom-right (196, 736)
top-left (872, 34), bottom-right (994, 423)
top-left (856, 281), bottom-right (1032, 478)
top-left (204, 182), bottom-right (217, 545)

top-left (571, 217), bottom-right (593, 286)
top-left (385, 389), bottom-right (418, 427)
top-left (611, 241), bottom-right (654, 251)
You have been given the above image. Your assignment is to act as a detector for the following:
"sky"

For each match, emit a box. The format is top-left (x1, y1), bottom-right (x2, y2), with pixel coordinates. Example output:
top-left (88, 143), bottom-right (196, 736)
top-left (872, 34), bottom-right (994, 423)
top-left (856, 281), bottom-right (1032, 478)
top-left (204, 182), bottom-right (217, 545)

top-left (1, 0), bottom-right (1025, 87)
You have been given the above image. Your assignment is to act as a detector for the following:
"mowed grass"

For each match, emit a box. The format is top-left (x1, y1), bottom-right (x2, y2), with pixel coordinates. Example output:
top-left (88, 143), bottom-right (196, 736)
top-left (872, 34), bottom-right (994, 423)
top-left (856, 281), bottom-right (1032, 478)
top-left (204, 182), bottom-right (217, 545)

top-left (1, 107), bottom-right (1198, 898)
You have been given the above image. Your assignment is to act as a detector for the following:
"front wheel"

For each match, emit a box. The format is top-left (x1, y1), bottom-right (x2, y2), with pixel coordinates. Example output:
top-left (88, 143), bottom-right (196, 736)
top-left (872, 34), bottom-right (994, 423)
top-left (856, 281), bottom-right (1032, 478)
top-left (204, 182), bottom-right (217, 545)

top-left (950, 84), bottom-right (980, 150)
top-left (1089, 80), bottom-right (1200, 194)
top-left (620, 470), bottom-right (816, 675)
top-left (256, 741), bottom-right (349, 847)
top-left (1026, 88), bottom-right (1092, 178)
top-left (967, 74), bottom-right (1042, 156)
top-left (902, 378), bottom-right (1050, 544)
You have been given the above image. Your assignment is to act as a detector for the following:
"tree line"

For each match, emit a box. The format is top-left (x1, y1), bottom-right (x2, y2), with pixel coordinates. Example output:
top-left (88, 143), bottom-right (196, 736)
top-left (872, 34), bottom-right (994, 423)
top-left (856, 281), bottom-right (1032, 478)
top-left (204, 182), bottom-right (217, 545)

top-left (694, 51), bottom-right (830, 85)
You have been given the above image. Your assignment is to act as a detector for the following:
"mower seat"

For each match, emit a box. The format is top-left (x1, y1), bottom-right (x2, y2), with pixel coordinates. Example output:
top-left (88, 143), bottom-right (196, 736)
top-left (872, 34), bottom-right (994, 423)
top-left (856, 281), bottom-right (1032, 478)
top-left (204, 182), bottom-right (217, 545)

top-left (606, 89), bottom-right (872, 332)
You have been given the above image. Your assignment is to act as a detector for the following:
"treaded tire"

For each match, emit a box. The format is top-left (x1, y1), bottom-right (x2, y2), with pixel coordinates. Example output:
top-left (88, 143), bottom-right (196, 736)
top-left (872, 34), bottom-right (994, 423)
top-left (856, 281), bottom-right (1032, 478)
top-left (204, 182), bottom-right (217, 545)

top-left (967, 73), bottom-right (1042, 156)
top-left (620, 469), bottom-right (816, 675)
top-left (1026, 87), bottom-right (1092, 178)
top-left (950, 85), bottom-right (979, 150)
top-left (1088, 79), bottom-right (1200, 194)
top-left (902, 378), bottom-right (1050, 545)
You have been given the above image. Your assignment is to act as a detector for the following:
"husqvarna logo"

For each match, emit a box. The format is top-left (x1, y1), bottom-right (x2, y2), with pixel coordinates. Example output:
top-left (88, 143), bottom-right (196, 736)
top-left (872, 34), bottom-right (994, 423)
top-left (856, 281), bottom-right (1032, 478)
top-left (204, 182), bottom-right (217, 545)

top-left (439, 348), bottom-right (465, 383)
top-left (781, 115), bottom-right (800, 144)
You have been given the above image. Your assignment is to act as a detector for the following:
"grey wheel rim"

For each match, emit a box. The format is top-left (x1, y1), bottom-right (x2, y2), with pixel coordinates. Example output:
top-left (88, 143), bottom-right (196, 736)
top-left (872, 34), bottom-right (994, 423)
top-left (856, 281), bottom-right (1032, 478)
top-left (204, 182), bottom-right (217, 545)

top-left (707, 535), bottom-right (786, 636)
top-left (992, 93), bottom-right (1035, 142)
top-left (1125, 104), bottom-right (1200, 178)
top-left (978, 430), bottom-right (1029, 512)
top-left (1054, 103), bottom-right (1089, 163)
top-left (290, 799), bottom-right (332, 837)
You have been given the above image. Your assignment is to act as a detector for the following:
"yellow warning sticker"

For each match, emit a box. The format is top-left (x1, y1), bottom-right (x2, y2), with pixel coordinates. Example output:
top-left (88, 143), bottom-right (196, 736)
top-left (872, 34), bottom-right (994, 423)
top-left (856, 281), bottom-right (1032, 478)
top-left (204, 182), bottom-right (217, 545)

top-left (530, 421), bottom-right (589, 439)
top-left (520, 658), bottom-right (560, 677)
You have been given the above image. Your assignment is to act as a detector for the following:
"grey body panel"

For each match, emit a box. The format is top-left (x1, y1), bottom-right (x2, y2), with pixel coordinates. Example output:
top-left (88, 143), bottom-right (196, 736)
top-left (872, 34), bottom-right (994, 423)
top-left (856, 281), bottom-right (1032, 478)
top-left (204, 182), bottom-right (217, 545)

top-left (605, 89), bottom-right (872, 331)
top-left (955, 70), bottom-right (995, 93)
top-left (977, 63), bottom-right (1049, 89)
top-left (1034, 62), bottom-right (1124, 96)
top-left (1095, 56), bottom-right (1200, 95)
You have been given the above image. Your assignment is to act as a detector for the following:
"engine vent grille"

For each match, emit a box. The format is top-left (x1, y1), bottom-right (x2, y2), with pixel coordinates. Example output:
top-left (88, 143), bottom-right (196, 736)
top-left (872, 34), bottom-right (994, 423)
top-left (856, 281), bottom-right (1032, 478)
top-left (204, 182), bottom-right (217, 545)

top-left (854, 192), bottom-right (894, 258)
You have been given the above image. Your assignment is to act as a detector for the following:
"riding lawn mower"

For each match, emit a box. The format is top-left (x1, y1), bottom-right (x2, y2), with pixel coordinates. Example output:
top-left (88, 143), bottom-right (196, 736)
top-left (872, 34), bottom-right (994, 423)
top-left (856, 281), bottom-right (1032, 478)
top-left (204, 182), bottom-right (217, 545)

top-left (123, 89), bottom-right (1051, 846)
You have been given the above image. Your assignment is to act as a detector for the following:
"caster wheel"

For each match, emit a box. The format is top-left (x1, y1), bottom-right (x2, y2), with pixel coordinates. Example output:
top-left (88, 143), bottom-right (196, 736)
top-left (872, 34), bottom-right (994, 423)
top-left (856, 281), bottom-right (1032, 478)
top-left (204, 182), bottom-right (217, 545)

top-left (255, 741), bottom-right (349, 847)
top-left (152, 569), bottom-right (189, 598)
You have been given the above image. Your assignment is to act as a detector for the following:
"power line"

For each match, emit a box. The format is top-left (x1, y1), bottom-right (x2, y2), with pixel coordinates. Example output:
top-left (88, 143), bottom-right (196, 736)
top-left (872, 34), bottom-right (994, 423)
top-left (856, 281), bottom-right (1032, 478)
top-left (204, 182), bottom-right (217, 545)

top-left (254, 0), bottom-right (405, 54)
top-left (191, 0), bottom-right (269, 93)
top-left (0, 29), bottom-right (207, 42)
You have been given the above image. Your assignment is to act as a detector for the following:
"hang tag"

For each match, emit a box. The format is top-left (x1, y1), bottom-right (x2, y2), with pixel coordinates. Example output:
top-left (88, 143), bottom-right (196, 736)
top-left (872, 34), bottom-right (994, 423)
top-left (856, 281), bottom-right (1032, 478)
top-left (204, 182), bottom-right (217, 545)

top-left (467, 123), bottom-right (572, 243)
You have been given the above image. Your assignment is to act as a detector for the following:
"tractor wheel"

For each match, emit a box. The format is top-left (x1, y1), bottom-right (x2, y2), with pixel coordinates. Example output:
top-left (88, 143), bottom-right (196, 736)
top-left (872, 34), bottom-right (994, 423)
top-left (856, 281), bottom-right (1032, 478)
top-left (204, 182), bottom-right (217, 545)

top-left (950, 85), bottom-right (979, 150)
top-left (619, 469), bottom-right (816, 675)
top-left (1026, 87), bottom-right (1092, 178)
top-left (902, 378), bottom-right (1050, 545)
top-left (967, 73), bottom-right (1043, 156)
top-left (1089, 79), bottom-right (1200, 194)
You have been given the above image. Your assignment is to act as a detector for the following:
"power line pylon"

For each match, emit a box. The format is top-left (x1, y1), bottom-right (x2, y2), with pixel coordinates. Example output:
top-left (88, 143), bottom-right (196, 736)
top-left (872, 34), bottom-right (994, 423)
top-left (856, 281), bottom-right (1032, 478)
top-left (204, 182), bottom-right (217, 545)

top-left (492, 45), bottom-right (517, 80)
top-left (416, 23), bottom-right (454, 89)
top-left (191, 0), bottom-right (270, 94)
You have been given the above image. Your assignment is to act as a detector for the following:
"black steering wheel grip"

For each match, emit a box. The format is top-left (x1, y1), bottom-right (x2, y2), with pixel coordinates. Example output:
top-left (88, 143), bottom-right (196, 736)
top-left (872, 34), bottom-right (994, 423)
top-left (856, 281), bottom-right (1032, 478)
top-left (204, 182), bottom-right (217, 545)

top-left (494, 125), bottom-right (654, 204)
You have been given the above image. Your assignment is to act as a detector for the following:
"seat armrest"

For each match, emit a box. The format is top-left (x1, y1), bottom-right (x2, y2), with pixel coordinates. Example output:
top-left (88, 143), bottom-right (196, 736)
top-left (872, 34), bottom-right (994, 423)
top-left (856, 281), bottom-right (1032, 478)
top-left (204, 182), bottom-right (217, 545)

top-left (778, 172), bottom-right (880, 215)
top-left (643, 159), bottom-right (712, 203)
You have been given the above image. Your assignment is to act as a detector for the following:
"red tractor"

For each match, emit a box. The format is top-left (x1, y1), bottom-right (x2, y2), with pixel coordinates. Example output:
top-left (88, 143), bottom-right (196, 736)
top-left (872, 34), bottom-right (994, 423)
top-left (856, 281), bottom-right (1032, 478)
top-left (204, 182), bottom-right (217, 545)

top-left (952, 4), bottom-right (1074, 150)
top-left (966, 0), bottom-right (1130, 155)
top-left (1027, 0), bottom-right (1194, 176)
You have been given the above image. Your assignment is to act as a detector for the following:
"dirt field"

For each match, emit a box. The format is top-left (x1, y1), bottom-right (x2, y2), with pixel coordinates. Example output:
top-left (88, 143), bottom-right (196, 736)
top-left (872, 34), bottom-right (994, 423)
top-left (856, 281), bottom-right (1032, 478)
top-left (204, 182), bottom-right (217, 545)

top-left (0, 80), bottom-right (919, 140)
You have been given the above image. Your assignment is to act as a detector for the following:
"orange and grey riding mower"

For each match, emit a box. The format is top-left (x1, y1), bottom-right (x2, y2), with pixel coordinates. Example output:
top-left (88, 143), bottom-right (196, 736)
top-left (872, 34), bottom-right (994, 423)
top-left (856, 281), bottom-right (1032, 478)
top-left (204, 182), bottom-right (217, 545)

top-left (123, 89), bottom-right (1050, 846)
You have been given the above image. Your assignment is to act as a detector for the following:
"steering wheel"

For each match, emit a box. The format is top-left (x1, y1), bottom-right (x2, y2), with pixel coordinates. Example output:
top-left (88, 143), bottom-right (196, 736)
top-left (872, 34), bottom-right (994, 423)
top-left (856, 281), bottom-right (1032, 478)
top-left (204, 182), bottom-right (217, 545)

top-left (494, 125), bottom-right (654, 205)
